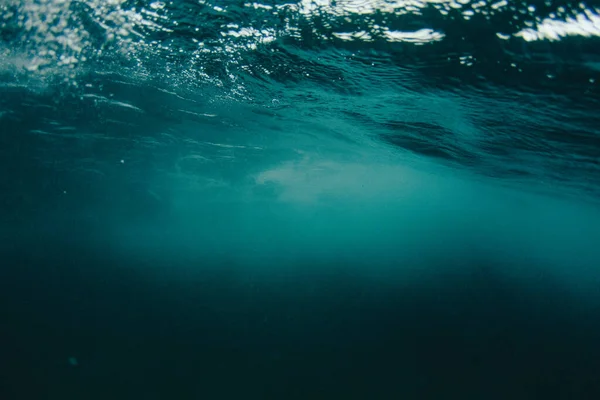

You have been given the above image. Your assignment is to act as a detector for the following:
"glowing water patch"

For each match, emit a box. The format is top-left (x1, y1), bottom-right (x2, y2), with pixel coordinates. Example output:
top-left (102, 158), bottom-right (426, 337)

top-left (515, 9), bottom-right (600, 41)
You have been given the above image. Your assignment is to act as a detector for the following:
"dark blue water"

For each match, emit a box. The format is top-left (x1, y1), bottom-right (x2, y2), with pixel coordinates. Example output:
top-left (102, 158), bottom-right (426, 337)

top-left (1, 1), bottom-right (600, 398)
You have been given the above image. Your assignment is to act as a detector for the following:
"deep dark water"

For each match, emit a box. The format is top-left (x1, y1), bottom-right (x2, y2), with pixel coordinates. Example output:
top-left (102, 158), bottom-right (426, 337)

top-left (2, 236), bottom-right (600, 400)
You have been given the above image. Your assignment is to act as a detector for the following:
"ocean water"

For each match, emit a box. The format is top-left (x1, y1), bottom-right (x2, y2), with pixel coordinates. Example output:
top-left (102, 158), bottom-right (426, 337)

top-left (1, 0), bottom-right (600, 398)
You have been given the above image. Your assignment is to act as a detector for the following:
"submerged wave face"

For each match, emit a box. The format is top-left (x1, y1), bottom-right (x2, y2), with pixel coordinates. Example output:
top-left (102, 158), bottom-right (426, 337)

top-left (2, 1), bottom-right (600, 399)
top-left (1, 0), bottom-right (599, 201)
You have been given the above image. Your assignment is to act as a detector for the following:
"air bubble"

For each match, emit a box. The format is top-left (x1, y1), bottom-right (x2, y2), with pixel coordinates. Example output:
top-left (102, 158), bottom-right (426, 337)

top-left (150, 2), bottom-right (165, 10)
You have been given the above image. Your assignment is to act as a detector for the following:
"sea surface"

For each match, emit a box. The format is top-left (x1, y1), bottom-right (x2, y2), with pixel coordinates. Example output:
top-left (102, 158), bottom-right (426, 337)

top-left (1, 1), bottom-right (600, 399)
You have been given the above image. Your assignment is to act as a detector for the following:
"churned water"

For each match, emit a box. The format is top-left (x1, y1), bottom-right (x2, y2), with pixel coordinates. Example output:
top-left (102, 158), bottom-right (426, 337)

top-left (1, 1), bottom-right (600, 399)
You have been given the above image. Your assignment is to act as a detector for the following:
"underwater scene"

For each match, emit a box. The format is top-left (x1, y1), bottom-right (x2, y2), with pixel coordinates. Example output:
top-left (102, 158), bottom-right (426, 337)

top-left (1, 0), bottom-right (600, 398)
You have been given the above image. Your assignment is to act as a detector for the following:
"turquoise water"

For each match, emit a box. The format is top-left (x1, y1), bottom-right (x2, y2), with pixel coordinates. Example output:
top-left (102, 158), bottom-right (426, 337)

top-left (1, 1), bottom-right (600, 398)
